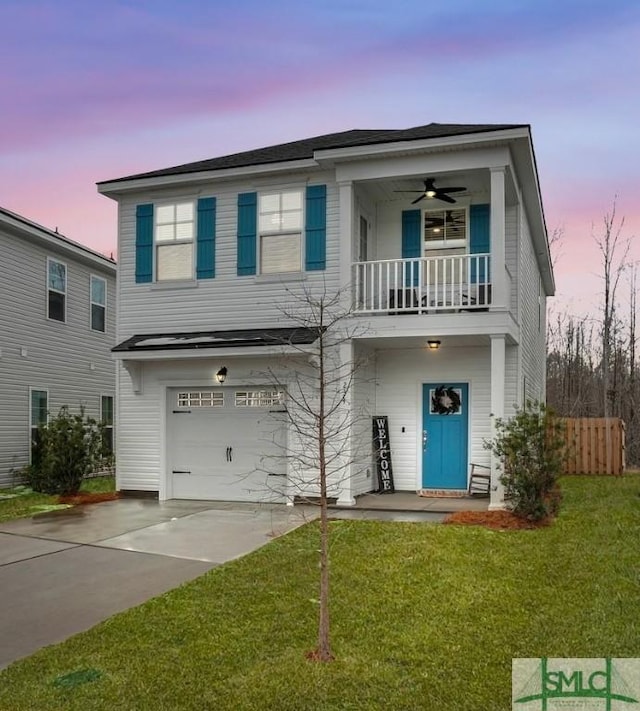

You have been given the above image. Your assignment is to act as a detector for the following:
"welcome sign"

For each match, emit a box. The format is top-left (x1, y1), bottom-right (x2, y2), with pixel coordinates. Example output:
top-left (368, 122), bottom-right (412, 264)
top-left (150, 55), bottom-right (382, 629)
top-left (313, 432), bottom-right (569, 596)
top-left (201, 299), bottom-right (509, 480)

top-left (373, 416), bottom-right (395, 493)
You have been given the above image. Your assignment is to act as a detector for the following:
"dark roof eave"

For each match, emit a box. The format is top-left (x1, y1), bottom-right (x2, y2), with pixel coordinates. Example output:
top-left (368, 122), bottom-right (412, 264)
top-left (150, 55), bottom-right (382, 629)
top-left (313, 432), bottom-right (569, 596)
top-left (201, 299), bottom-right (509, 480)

top-left (112, 327), bottom-right (324, 353)
top-left (98, 123), bottom-right (528, 186)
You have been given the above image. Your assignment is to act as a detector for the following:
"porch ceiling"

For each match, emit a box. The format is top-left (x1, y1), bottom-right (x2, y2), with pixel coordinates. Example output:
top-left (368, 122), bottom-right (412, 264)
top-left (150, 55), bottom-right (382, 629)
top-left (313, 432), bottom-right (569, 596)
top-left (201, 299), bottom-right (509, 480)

top-left (360, 169), bottom-right (487, 204)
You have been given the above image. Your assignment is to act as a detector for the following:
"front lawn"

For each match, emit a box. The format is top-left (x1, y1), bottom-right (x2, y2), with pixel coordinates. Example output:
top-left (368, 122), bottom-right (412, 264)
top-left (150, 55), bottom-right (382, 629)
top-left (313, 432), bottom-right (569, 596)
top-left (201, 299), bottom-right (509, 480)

top-left (0, 475), bottom-right (115, 522)
top-left (1, 475), bottom-right (638, 710)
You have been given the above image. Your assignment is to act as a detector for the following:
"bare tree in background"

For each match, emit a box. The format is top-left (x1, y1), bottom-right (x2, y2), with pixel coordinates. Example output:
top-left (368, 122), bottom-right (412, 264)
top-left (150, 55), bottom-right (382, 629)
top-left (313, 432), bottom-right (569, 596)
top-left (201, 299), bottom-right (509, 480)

top-left (548, 225), bottom-right (565, 268)
top-left (260, 284), bottom-right (369, 662)
top-left (546, 200), bottom-right (640, 464)
top-left (594, 199), bottom-right (630, 418)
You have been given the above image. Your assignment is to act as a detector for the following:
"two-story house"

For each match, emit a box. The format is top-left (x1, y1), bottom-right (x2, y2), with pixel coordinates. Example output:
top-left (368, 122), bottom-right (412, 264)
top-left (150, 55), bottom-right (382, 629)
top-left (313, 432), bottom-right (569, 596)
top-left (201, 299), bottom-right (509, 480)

top-left (98, 123), bottom-right (554, 509)
top-left (0, 207), bottom-right (116, 487)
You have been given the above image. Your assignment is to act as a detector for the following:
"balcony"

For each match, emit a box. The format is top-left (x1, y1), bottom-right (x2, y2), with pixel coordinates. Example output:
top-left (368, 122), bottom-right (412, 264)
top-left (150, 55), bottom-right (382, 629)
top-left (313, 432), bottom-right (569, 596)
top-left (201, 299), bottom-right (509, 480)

top-left (353, 254), bottom-right (492, 314)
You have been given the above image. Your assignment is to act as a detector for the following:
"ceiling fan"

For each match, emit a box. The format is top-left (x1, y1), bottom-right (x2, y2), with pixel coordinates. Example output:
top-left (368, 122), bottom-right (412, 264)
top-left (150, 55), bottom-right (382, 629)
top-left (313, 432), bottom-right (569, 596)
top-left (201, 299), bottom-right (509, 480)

top-left (395, 178), bottom-right (466, 205)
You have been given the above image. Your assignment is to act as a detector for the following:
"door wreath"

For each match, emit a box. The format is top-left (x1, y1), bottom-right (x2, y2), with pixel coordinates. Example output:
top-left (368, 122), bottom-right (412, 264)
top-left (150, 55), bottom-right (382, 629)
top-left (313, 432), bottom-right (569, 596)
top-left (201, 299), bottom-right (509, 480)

top-left (431, 386), bottom-right (461, 415)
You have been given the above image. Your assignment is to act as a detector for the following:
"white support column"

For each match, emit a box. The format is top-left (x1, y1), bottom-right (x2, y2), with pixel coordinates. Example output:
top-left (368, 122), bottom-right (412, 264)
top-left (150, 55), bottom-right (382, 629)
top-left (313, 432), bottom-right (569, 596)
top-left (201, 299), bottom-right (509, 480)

top-left (490, 167), bottom-right (506, 309)
top-left (336, 340), bottom-right (356, 506)
top-left (489, 334), bottom-right (506, 510)
top-left (338, 181), bottom-right (354, 311)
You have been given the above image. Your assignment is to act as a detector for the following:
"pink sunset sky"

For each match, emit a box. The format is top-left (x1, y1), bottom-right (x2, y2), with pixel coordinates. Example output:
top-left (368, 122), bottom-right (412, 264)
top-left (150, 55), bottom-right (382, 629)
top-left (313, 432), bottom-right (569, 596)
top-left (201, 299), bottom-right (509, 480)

top-left (1, 0), bottom-right (639, 316)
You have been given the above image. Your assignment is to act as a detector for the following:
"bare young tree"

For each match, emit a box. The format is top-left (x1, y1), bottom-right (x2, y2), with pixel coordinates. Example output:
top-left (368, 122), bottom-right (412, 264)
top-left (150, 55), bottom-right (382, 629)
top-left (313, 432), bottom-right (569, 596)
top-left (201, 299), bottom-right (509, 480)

top-left (260, 284), bottom-right (370, 662)
top-left (594, 199), bottom-right (630, 418)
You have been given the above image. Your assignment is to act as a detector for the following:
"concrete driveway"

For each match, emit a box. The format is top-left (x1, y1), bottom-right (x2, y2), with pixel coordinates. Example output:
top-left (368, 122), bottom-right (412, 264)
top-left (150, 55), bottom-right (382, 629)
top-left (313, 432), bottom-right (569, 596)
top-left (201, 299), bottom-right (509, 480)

top-left (0, 499), bottom-right (318, 670)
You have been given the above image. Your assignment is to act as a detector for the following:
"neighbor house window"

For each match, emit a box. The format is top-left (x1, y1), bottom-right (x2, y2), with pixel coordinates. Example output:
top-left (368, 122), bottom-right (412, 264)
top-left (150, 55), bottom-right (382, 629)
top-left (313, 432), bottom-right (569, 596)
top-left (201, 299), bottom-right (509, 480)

top-left (259, 190), bottom-right (303, 274)
top-left (47, 258), bottom-right (67, 321)
top-left (90, 275), bottom-right (106, 332)
top-left (423, 208), bottom-right (467, 250)
top-left (101, 395), bottom-right (114, 456)
top-left (155, 202), bottom-right (194, 281)
top-left (30, 389), bottom-right (48, 463)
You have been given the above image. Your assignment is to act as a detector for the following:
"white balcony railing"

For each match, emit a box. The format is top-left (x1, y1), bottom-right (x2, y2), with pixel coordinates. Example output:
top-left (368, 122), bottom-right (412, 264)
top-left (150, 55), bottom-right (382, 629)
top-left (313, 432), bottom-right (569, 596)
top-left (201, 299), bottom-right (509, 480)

top-left (353, 254), bottom-right (491, 314)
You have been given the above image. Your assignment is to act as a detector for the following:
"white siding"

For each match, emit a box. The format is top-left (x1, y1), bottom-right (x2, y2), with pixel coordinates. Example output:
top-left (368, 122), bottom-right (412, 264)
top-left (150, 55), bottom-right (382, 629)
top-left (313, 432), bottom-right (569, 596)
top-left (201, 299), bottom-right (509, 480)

top-left (519, 211), bottom-right (547, 402)
top-left (505, 204), bottom-right (519, 318)
top-left (374, 346), bottom-right (492, 491)
top-left (0, 228), bottom-right (116, 486)
top-left (116, 171), bottom-right (339, 342)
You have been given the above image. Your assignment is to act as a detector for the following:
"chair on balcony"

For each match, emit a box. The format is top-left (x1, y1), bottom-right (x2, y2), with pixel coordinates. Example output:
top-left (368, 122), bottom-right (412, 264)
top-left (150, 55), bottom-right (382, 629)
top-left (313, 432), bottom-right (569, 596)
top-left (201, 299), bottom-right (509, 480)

top-left (468, 463), bottom-right (491, 497)
top-left (460, 284), bottom-right (492, 312)
top-left (388, 288), bottom-right (419, 314)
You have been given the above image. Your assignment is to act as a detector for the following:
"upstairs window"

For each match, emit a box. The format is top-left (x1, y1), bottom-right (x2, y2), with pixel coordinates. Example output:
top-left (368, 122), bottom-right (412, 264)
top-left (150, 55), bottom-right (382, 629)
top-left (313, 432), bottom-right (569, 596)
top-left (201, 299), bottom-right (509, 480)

top-left (155, 202), bottom-right (194, 281)
top-left (47, 258), bottom-right (67, 321)
top-left (423, 209), bottom-right (467, 251)
top-left (90, 275), bottom-right (106, 332)
top-left (259, 190), bottom-right (303, 274)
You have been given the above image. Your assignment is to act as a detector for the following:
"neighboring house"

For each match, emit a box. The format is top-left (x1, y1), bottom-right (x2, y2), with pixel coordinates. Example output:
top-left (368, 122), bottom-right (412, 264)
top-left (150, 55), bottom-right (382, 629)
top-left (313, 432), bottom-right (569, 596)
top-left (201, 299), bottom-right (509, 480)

top-left (0, 207), bottom-right (116, 487)
top-left (98, 123), bottom-right (554, 509)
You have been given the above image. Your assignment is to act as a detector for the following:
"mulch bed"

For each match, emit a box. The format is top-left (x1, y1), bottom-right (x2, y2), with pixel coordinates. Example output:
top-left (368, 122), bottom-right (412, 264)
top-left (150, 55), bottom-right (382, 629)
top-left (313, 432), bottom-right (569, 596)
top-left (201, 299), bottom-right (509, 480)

top-left (443, 509), bottom-right (552, 530)
top-left (58, 492), bottom-right (121, 506)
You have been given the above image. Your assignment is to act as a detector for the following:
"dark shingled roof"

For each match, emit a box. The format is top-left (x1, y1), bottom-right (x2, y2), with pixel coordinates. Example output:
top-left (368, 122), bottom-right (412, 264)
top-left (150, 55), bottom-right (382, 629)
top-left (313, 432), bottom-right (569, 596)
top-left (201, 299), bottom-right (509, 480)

top-left (100, 123), bottom-right (527, 184)
top-left (112, 327), bottom-right (323, 352)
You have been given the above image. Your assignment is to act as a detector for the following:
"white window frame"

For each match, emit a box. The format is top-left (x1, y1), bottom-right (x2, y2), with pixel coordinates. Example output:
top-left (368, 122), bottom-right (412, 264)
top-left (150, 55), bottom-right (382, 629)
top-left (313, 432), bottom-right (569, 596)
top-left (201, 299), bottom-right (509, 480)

top-left (90, 275), bottom-right (107, 333)
top-left (29, 387), bottom-right (49, 463)
top-left (154, 201), bottom-right (195, 282)
top-left (46, 257), bottom-right (67, 322)
top-left (423, 207), bottom-right (468, 252)
top-left (100, 394), bottom-right (115, 455)
top-left (258, 189), bottom-right (303, 275)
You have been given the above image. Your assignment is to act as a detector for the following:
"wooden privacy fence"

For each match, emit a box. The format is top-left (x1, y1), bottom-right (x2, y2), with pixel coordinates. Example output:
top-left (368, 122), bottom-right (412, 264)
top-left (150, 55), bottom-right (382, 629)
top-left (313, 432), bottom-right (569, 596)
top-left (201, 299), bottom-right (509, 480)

top-left (560, 418), bottom-right (626, 475)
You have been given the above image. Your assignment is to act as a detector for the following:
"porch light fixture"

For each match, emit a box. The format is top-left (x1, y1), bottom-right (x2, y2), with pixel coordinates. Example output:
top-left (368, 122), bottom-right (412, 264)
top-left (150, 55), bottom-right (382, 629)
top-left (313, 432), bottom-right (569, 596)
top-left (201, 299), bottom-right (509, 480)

top-left (425, 189), bottom-right (437, 198)
top-left (215, 366), bottom-right (228, 384)
top-left (427, 340), bottom-right (441, 351)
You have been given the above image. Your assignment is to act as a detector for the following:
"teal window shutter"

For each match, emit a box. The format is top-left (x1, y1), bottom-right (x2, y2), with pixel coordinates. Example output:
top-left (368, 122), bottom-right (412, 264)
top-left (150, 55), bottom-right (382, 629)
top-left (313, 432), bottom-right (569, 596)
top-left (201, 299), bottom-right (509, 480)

top-left (401, 209), bottom-right (421, 286)
top-left (135, 204), bottom-right (154, 283)
top-left (196, 197), bottom-right (216, 279)
top-left (305, 184), bottom-right (326, 271)
top-left (469, 204), bottom-right (490, 283)
top-left (237, 192), bottom-right (257, 276)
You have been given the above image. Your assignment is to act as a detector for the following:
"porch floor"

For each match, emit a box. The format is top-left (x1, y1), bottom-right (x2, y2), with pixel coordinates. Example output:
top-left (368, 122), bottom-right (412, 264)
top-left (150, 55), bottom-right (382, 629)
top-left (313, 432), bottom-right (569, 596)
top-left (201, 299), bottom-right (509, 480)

top-left (333, 490), bottom-right (489, 513)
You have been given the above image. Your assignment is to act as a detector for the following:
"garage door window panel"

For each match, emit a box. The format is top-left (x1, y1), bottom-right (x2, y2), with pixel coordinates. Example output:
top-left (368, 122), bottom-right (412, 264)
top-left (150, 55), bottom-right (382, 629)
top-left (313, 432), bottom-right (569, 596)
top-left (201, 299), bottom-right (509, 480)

top-left (235, 391), bottom-right (283, 407)
top-left (177, 391), bottom-right (224, 407)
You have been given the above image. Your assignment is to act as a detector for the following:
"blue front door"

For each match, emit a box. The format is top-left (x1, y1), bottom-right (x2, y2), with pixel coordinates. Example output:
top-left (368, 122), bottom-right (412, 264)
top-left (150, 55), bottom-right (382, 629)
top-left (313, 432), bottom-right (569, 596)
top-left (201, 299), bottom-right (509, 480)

top-left (422, 382), bottom-right (469, 489)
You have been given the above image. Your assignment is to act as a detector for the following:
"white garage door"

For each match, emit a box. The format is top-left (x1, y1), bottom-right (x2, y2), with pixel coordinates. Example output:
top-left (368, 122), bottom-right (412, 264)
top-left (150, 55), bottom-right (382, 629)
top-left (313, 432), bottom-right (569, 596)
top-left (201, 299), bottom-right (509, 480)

top-left (167, 387), bottom-right (287, 502)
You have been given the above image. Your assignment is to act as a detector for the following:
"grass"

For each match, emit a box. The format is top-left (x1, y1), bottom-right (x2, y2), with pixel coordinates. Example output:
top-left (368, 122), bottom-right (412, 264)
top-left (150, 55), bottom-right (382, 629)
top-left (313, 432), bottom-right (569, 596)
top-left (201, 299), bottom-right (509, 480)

top-left (0, 475), bottom-right (639, 710)
top-left (0, 475), bottom-right (115, 523)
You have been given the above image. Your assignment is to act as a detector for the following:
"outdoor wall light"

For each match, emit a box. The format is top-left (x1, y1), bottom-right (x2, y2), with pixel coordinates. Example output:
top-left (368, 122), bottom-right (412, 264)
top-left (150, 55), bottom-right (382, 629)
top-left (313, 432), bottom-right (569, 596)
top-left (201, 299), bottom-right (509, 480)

top-left (427, 340), bottom-right (441, 351)
top-left (215, 366), bottom-right (228, 384)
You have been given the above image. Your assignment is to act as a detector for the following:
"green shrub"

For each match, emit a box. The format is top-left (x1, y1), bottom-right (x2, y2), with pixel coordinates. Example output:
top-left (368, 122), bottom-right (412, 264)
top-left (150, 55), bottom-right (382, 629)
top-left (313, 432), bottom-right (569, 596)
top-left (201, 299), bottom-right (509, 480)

top-left (28, 407), bottom-right (107, 496)
top-left (484, 401), bottom-right (566, 520)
